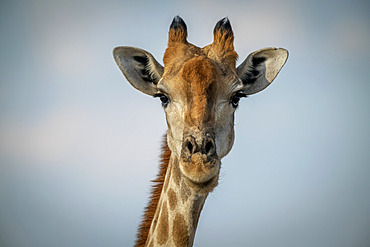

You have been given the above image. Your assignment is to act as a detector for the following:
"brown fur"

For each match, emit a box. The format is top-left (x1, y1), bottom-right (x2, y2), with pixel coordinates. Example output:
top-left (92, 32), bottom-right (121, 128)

top-left (134, 135), bottom-right (171, 247)
top-left (207, 28), bottom-right (238, 68)
top-left (168, 26), bottom-right (187, 44)
top-left (182, 56), bottom-right (217, 125)
top-left (212, 28), bottom-right (235, 55)
top-left (173, 213), bottom-right (189, 247)
top-left (181, 180), bottom-right (191, 204)
top-left (172, 158), bottom-right (181, 186)
top-left (167, 188), bottom-right (177, 211)
top-left (191, 197), bottom-right (204, 229)
top-left (156, 201), bottom-right (169, 244)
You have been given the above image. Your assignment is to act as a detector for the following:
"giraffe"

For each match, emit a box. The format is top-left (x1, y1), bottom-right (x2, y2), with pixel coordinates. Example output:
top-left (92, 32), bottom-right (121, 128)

top-left (113, 16), bottom-right (288, 247)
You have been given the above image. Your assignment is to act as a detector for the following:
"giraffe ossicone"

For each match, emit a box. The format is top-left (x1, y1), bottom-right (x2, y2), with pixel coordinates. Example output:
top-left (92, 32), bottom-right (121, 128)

top-left (113, 16), bottom-right (288, 247)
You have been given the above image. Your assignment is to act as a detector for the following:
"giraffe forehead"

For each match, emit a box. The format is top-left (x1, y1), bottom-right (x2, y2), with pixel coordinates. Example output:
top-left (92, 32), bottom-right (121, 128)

top-left (181, 56), bottom-right (217, 91)
top-left (160, 53), bottom-right (237, 126)
top-left (180, 56), bottom-right (218, 124)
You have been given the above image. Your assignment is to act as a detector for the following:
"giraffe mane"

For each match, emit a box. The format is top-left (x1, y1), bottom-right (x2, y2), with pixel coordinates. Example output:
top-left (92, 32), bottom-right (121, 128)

top-left (135, 134), bottom-right (171, 247)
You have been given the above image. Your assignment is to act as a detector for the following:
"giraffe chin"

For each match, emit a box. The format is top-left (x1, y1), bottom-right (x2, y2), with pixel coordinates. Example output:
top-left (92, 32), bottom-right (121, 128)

top-left (179, 153), bottom-right (221, 194)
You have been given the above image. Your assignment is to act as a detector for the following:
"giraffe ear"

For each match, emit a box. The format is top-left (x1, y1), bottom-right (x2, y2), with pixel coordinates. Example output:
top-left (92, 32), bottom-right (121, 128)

top-left (113, 46), bottom-right (164, 96)
top-left (237, 48), bottom-right (288, 95)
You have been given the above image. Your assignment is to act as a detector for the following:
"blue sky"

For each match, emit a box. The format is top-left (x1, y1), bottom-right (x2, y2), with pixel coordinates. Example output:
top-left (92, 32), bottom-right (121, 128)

top-left (1, 0), bottom-right (370, 246)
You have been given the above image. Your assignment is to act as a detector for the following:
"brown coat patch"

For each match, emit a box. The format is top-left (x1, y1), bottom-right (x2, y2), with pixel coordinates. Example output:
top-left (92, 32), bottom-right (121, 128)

top-left (172, 158), bottom-right (181, 186)
top-left (173, 213), bottom-right (189, 247)
top-left (167, 188), bottom-right (177, 211)
top-left (191, 196), bottom-right (205, 229)
top-left (181, 56), bottom-right (217, 125)
top-left (181, 180), bottom-right (191, 204)
top-left (156, 201), bottom-right (169, 244)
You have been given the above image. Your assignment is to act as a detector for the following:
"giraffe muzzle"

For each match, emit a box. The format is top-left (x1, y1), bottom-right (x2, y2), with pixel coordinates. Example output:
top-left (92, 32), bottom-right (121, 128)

top-left (179, 132), bottom-right (220, 193)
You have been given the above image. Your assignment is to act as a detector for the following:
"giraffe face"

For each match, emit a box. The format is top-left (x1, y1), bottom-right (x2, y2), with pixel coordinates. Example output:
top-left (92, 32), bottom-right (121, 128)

top-left (157, 53), bottom-right (240, 193)
top-left (113, 16), bottom-right (288, 194)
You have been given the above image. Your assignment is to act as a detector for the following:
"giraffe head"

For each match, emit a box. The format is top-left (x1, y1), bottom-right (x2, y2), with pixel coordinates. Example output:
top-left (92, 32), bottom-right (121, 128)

top-left (114, 16), bottom-right (288, 194)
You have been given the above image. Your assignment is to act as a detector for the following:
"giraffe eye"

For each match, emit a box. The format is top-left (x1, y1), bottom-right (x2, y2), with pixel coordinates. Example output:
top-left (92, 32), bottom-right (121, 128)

top-left (230, 92), bottom-right (247, 108)
top-left (154, 93), bottom-right (170, 107)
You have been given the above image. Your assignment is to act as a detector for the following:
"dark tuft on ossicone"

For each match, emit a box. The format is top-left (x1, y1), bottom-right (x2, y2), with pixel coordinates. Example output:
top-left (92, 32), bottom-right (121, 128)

top-left (213, 17), bottom-right (232, 35)
top-left (168, 16), bottom-right (188, 43)
top-left (170, 15), bottom-right (187, 31)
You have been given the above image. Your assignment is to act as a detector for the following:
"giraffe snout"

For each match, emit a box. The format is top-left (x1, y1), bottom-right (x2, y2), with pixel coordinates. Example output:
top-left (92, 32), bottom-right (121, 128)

top-left (182, 133), bottom-right (217, 161)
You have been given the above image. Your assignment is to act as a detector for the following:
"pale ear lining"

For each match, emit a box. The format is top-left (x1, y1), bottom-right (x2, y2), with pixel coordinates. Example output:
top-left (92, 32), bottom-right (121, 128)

top-left (237, 48), bottom-right (288, 95)
top-left (113, 46), bottom-right (164, 96)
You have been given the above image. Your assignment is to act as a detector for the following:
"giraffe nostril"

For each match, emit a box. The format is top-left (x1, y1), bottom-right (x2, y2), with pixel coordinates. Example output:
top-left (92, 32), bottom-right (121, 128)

top-left (187, 142), bottom-right (194, 154)
top-left (204, 138), bottom-right (215, 157)
top-left (184, 136), bottom-right (197, 155)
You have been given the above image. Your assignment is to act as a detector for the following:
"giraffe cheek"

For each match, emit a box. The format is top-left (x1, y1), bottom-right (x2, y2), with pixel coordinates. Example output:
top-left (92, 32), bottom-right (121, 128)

top-left (165, 104), bottom-right (185, 158)
top-left (166, 123), bottom-right (185, 158)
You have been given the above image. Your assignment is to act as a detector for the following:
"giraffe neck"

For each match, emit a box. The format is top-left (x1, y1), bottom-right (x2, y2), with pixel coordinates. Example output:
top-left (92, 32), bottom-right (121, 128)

top-left (145, 154), bottom-right (208, 247)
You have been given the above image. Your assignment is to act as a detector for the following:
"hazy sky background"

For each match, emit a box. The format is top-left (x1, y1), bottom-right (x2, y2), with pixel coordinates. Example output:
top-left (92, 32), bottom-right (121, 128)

top-left (1, 0), bottom-right (370, 246)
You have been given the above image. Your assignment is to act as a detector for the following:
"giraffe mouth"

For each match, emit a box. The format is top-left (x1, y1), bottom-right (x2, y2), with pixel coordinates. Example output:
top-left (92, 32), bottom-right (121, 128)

top-left (184, 173), bottom-right (219, 190)
top-left (179, 153), bottom-right (220, 193)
